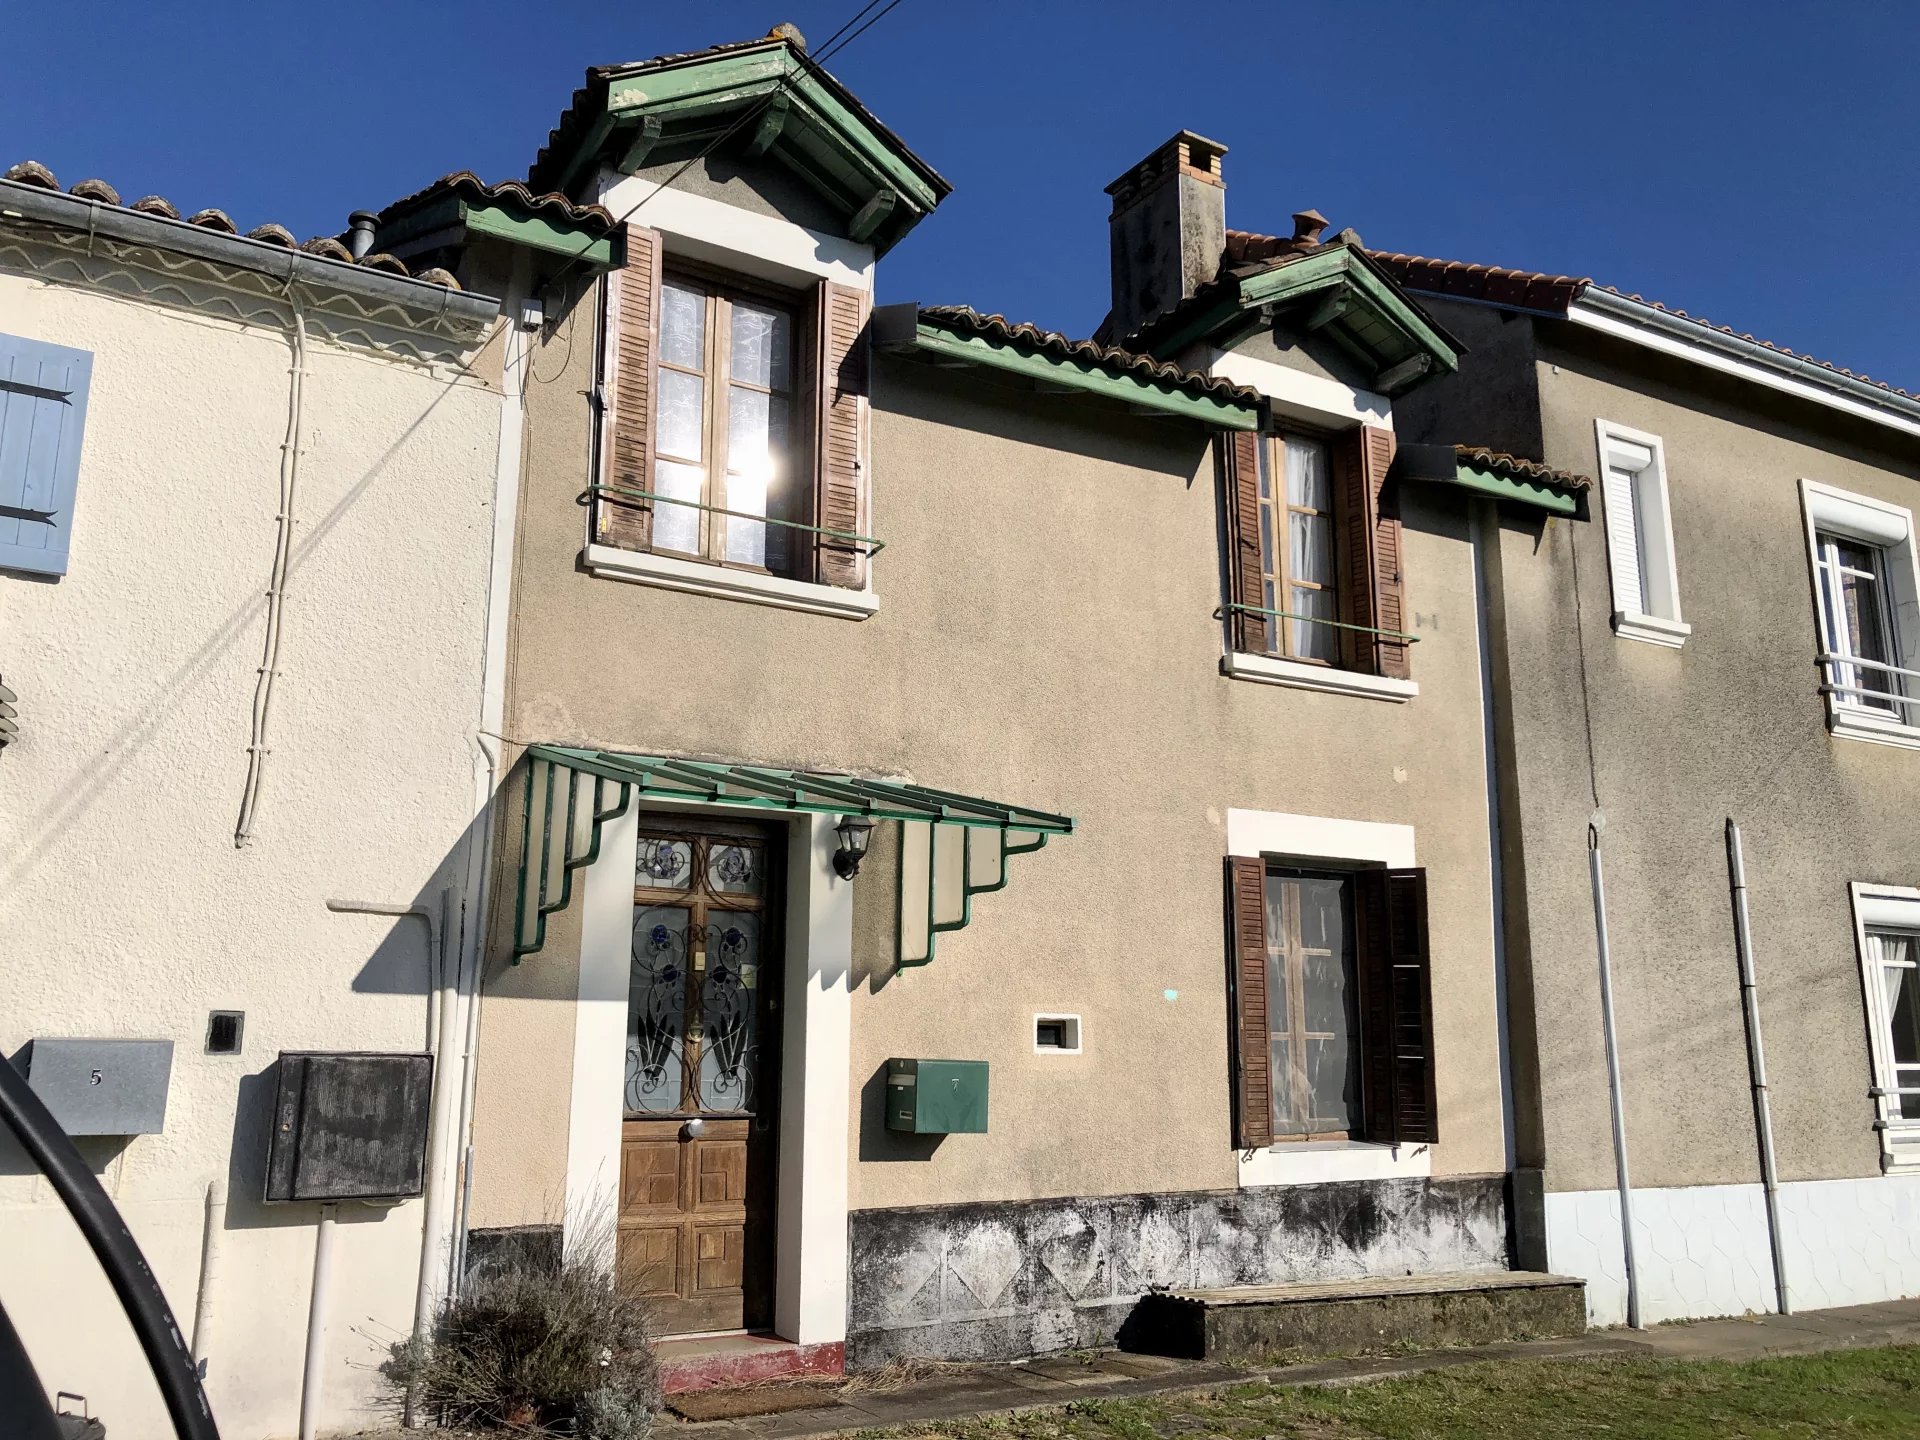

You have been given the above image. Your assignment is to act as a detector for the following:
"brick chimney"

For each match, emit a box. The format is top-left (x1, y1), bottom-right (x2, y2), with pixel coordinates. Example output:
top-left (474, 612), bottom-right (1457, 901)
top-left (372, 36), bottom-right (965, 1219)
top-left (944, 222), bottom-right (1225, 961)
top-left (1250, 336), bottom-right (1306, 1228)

top-left (1105, 131), bottom-right (1227, 341)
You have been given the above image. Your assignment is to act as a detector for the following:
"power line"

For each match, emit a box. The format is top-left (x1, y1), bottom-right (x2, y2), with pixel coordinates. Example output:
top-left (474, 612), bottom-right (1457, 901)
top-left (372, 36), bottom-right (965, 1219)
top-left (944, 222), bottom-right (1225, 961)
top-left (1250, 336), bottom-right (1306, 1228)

top-left (811, 0), bottom-right (892, 58)
top-left (815, 0), bottom-right (907, 61)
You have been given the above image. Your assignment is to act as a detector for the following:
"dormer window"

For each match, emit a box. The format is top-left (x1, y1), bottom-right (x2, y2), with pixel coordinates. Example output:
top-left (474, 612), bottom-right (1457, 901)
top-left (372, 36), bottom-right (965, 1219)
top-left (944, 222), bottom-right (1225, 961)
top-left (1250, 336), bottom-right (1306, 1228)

top-left (588, 227), bottom-right (874, 610)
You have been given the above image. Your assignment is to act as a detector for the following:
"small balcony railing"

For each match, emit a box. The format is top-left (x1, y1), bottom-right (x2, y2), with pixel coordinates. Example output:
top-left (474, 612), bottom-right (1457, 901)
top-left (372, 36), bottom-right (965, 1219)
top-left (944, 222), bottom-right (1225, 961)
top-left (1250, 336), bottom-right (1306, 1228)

top-left (1817, 650), bottom-right (1920, 728)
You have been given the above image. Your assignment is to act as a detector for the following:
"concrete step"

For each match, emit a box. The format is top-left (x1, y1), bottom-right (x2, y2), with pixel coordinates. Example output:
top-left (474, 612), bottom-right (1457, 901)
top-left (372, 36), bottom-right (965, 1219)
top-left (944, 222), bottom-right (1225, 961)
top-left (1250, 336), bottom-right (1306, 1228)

top-left (1125, 1270), bottom-right (1587, 1364)
top-left (653, 1332), bottom-right (844, 1394)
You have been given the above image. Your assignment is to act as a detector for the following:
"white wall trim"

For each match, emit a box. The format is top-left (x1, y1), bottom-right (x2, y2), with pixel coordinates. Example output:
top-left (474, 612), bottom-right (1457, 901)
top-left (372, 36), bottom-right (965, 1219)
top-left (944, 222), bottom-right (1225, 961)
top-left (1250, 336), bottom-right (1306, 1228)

top-left (1594, 418), bottom-right (1686, 645)
top-left (596, 171), bottom-right (874, 291)
top-left (1238, 1140), bottom-right (1432, 1188)
top-left (1031, 1013), bottom-right (1083, 1056)
top-left (585, 543), bottom-right (879, 620)
top-left (1223, 650), bottom-right (1418, 703)
top-left (1568, 297), bottom-right (1920, 444)
top-left (1226, 808), bottom-right (1415, 867)
top-left (1205, 348), bottom-right (1390, 429)
top-left (1848, 882), bottom-right (1920, 1173)
top-left (563, 784), bottom-right (640, 1262)
top-left (561, 803), bottom-right (852, 1344)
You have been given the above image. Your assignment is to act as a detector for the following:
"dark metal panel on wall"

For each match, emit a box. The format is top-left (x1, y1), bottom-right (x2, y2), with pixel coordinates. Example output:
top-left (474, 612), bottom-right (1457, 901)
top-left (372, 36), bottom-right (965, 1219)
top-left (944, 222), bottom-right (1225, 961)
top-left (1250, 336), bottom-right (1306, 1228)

top-left (845, 1175), bottom-right (1509, 1367)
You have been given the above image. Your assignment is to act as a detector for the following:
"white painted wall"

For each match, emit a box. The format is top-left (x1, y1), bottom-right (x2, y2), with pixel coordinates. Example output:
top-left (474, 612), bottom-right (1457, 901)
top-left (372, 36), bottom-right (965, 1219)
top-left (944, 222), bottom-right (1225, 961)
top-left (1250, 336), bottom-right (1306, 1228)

top-left (1546, 1173), bottom-right (1920, 1325)
top-left (0, 266), bottom-right (501, 1436)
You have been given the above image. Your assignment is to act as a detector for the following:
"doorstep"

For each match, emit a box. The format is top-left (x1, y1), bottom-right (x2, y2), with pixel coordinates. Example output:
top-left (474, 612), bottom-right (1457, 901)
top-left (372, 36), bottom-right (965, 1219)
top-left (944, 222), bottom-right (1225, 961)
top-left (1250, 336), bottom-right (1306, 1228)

top-left (654, 1333), bottom-right (845, 1394)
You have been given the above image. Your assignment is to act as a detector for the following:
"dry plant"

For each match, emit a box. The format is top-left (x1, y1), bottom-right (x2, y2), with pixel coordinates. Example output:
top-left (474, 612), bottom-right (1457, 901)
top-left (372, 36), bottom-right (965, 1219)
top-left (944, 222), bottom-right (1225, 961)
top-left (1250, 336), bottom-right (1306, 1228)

top-left (381, 1209), bottom-right (660, 1438)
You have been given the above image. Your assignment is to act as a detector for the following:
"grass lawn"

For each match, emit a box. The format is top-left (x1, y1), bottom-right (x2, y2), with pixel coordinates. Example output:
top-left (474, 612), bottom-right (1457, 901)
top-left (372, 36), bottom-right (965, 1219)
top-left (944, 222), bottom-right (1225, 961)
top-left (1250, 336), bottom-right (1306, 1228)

top-left (850, 1347), bottom-right (1920, 1440)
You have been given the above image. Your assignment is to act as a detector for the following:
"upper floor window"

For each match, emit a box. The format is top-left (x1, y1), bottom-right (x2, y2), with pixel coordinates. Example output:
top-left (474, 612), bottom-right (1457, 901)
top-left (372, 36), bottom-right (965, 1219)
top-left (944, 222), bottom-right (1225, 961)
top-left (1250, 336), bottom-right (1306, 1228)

top-left (588, 226), bottom-right (873, 610)
top-left (1595, 420), bottom-right (1689, 647)
top-left (1802, 480), bottom-right (1920, 746)
top-left (1224, 424), bottom-right (1411, 692)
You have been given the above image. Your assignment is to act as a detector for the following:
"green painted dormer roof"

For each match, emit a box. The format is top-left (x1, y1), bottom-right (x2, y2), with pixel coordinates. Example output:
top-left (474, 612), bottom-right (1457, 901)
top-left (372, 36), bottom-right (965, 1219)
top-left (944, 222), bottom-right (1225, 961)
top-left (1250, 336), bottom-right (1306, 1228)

top-left (528, 31), bottom-right (950, 257)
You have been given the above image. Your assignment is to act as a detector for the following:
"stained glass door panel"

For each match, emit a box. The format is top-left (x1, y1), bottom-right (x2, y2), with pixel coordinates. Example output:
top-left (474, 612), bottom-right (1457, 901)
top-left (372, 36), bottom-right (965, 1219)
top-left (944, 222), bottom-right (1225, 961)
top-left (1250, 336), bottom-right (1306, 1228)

top-left (618, 820), bottom-right (781, 1335)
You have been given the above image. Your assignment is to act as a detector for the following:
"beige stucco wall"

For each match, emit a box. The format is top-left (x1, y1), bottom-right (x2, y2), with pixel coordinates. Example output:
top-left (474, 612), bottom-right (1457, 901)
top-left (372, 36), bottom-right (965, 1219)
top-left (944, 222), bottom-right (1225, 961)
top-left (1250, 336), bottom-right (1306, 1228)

top-left (473, 272), bottom-right (1512, 1227)
top-left (1485, 322), bottom-right (1920, 1195)
top-left (0, 266), bottom-right (501, 1436)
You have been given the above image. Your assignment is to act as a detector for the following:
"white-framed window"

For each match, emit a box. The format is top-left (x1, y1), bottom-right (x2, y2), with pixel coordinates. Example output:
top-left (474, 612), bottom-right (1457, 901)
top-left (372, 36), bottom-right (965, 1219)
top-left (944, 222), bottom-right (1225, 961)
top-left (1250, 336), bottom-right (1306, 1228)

top-left (1802, 481), bottom-right (1920, 747)
top-left (1594, 420), bottom-right (1689, 647)
top-left (1848, 884), bottom-right (1920, 1172)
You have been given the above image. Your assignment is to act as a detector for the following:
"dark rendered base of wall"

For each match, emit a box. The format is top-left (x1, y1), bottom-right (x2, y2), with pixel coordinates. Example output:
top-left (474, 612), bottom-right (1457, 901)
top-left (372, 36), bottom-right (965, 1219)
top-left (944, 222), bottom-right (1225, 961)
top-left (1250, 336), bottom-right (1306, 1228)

top-left (847, 1175), bottom-right (1510, 1368)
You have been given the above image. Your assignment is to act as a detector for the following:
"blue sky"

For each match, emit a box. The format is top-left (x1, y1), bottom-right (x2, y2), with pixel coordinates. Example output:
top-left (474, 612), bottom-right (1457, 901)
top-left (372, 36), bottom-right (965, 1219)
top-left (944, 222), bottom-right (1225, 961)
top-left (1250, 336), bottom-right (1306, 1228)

top-left (6, 1), bottom-right (1917, 390)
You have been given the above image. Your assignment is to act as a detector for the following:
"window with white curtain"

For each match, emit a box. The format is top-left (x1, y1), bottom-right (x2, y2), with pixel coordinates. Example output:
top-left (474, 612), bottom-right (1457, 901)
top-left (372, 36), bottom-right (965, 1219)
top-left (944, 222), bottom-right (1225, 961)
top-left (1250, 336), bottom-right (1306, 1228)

top-left (1850, 885), bottom-right (1920, 1172)
top-left (1802, 481), bottom-right (1920, 747)
top-left (1594, 420), bottom-right (1689, 647)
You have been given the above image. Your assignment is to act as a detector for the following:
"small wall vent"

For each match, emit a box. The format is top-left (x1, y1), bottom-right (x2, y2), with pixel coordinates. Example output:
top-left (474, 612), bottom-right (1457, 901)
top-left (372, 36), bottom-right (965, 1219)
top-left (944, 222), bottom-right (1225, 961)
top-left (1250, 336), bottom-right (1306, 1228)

top-left (206, 1011), bottom-right (245, 1055)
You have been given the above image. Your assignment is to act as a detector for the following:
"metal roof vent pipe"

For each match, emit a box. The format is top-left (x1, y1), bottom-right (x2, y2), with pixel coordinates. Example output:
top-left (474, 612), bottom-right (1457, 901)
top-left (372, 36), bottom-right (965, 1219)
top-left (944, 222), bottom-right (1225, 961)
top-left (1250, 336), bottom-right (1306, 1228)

top-left (346, 210), bottom-right (379, 259)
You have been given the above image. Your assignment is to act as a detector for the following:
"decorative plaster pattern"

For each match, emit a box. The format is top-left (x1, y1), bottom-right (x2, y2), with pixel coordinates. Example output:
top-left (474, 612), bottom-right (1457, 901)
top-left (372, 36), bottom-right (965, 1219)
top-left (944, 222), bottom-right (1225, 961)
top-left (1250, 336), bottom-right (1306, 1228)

top-left (848, 1176), bottom-right (1507, 1365)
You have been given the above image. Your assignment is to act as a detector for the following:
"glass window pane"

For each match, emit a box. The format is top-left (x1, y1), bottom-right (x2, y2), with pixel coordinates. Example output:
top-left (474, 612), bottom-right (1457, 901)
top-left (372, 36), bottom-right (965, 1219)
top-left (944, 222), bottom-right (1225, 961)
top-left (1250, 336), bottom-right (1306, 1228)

top-left (651, 459), bottom-right (704, 555)
top-left (1892, 964), bottom-right (1920, 1120)
top-left (730, 302), bottom-right (792, 392)
top-left (627, 905), bottom-right (690, 1114)
top-left (762, 397), bottom-right (797, 575)
top-left (1306, 1034), bottom-right (1357, 1131)
top-left (656, 369), bottom-right (705, 462)
top-left (1842, 567), bottom-right (1892, 667)
top-left (659, 282), bottom-right (706, 372)
top-left (699, 912), bottom-right (764, 1113)
top-left (728, 385), bottom-right (773, 473)
top-left (1297, 878), bottom-right (1346, 953)
top-left (1290, 511), bottom-right (1334, 586)
top-left (1292, 585), bottom-right (1339, 663)
top-left (706, 840), bottom-right (766, 896)
top-left (1286, 437), bottom-right (1330, 510)
top-left (1269, 1033), bottom-right (1296, 1130)
top-left (637, 836), bottom-right (692, 889)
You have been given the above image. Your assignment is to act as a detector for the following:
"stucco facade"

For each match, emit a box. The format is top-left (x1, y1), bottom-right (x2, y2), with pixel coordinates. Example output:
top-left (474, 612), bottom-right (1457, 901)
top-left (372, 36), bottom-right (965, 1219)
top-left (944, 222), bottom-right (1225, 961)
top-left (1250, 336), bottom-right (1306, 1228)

top-left (458, 73), bottom-right (1525, 1369)
top-left (1405, 291), bottom-right (1920, 1324)
top-left (0, 203), bottom-right (505, 1435)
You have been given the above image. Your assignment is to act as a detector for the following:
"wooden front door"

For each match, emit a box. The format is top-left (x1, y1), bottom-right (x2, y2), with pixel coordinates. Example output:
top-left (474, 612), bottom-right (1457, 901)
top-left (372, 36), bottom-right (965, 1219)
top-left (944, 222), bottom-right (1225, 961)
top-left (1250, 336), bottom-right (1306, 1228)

top-left (618, 818), bottom-right (781, 1335)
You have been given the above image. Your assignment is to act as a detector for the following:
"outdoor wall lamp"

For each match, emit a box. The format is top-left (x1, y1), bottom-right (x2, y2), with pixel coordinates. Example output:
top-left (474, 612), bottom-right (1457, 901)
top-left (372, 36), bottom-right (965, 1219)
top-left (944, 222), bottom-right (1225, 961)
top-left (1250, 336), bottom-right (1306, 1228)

top-left (833, 814), bottom-right (877, 879)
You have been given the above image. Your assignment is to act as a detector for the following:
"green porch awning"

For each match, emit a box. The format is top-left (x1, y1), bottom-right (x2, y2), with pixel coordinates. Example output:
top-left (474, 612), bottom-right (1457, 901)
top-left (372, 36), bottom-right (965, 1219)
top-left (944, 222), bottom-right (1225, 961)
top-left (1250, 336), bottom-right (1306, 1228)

top-left (513, 745), bottom-right (1073, 969)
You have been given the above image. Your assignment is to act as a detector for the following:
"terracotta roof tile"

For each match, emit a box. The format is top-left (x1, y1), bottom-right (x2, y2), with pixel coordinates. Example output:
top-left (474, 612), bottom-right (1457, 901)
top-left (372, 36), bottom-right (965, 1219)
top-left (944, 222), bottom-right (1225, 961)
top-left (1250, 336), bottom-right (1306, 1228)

top-left (374, 170), bottom-right (616, 233)
top-left (918, 305), bottom-right (1258, 406)
top-left (0, 159), bottom-right (461, 288)
top-left (1454, 444), bottom-right (1591, 492)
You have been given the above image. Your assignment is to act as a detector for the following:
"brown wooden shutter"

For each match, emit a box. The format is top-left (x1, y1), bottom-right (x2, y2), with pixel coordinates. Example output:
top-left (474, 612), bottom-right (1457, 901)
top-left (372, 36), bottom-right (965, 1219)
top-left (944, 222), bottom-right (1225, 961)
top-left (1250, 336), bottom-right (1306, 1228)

top-left (814, 281), bottom-right (870, 588)
top-left (1224, 430), bottom-right (1268, 654)
top-left (1330, 425), bottom-right (1407, 677)
top-left (594, 225), bottom-right (663, 553)
top-left (1226, 855), bottom-right (1274, 1150)
top-left (1354, 866), bottom-right (1438, 1145)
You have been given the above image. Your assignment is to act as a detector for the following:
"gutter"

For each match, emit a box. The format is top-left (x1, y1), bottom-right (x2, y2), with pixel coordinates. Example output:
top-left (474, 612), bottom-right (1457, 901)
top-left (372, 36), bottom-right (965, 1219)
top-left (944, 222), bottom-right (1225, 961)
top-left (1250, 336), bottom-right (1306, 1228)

top-left (0, 178), bottom-right (501, 336)
top-left (1568, 288), bottom-right (1920, 442)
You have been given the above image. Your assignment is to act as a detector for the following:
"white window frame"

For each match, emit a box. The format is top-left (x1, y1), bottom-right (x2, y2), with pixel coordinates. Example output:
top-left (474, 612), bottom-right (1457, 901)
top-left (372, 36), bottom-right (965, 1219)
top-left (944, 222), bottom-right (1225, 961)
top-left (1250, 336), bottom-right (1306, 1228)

top-left (1847, 883), bottom-right (1920, 1172)
top-left (1595, 420), bottom-right (1689, 647)
top-left (1801, 479), bottom-right (1920, 749)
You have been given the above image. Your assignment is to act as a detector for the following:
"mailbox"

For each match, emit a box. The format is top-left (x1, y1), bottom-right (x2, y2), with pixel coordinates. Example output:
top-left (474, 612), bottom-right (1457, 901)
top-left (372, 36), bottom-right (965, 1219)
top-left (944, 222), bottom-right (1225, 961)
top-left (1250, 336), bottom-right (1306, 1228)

top-left (24, 1038), bottom-right (173, 1136)
top-left (885, 1058), bottom-right (988, 1134)
top-left (264, 1051), bottom-right (433, 1202)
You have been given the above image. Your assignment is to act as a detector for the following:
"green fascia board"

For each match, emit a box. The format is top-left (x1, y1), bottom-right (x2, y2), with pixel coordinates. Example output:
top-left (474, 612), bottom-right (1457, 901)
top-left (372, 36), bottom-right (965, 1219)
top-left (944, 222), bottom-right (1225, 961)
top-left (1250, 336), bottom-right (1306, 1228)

top-left (900, 323), bottom-right (1258, 430)
top-left (599, 48), bottom-right (944, 218)
top-left (462, 204), bottom-right (612, 264)
top-left (1150, 248), bottom-right (1460, 395)
top-left (1442, 461), bottom-right (1582, 516)
top-left (376, 195), bottom-right (612, 265)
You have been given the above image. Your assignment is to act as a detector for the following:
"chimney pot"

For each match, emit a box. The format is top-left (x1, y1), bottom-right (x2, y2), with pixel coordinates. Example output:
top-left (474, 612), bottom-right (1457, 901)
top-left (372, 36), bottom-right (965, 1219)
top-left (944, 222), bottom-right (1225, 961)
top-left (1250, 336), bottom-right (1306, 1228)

top-left (346, 210), bottom-right (379, 260)
top-left (1104, 130), bottom-right (1228, 341)
top-left (1291, 209), bottom-right (1329, 246)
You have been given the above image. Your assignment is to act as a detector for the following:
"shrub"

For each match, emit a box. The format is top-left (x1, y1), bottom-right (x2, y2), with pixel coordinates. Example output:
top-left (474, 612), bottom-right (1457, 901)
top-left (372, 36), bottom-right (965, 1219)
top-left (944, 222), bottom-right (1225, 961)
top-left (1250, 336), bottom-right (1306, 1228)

top-left (383, 1225), bottom-right (660, 1438)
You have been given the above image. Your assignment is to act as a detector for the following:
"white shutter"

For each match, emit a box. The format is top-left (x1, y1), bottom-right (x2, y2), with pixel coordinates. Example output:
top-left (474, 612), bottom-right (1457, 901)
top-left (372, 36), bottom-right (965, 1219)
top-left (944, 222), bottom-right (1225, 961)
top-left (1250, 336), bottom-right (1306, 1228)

top-left (1602, 454), bottom-right (1649, 616)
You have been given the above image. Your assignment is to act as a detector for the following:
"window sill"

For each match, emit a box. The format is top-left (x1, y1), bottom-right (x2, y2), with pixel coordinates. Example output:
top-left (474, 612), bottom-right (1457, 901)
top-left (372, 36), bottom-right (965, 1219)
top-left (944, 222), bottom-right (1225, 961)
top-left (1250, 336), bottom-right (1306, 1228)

top-left (1237, 1138), bottom-right (1431, 1189)
top-left (1828, 706), bottom-right (1920, 752)
top-left (1224, 652), bottom-right (1418, 703)
top-left (584, 543), bottom-right (879, 620)
top-left (1612, 610), bottom-right (1692, 648)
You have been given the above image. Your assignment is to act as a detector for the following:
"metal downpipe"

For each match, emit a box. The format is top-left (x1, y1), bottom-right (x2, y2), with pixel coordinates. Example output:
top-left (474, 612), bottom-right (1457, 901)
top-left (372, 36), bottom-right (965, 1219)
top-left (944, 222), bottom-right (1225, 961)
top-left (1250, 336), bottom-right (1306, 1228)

top-left (1588, 816), bottom-right (1642, 1328)
top-left (1726, 817), bottom-right (1791, 1314)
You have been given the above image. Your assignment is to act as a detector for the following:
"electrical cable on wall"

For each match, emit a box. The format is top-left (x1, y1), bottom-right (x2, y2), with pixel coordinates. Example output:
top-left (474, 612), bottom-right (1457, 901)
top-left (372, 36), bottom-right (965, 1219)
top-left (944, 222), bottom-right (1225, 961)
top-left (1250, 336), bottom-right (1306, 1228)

top-left (234, 297), bottom-right (307, 846)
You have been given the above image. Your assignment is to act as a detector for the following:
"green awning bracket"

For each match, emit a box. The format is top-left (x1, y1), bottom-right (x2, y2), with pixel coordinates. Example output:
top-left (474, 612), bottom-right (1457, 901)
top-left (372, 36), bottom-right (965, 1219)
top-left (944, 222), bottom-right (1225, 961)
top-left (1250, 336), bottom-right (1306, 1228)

top-left (513, 753), bottom-right (633, 962)
top-left (510, 745), bottom-right (1072, 966)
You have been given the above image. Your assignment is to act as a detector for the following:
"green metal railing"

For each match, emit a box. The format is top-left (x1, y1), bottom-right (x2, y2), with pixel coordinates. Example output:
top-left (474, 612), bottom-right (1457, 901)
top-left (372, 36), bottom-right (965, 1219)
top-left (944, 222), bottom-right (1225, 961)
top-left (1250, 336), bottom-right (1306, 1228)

top-left (579, 482), bottom-right (886, 558)
top-left (1217, 601), bottom-right (1420, 645)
